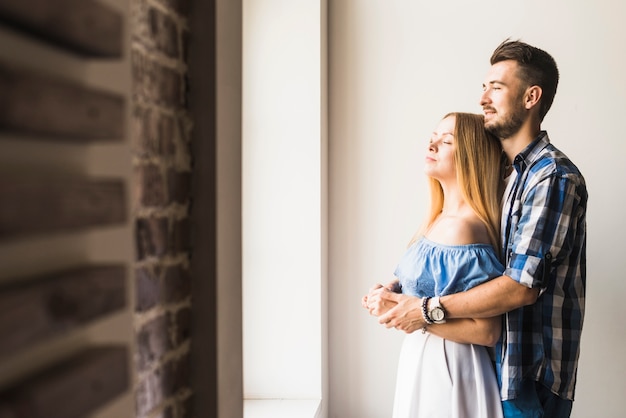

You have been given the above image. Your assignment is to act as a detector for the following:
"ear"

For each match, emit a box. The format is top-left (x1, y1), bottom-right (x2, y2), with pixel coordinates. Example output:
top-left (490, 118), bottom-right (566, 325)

top-left (524, 85), bottom-right (542, 110)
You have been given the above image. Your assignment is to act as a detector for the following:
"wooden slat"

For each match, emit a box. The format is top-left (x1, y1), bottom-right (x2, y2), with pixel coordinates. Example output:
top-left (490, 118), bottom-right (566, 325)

top-left (0, 346), bottom-right (129, 418)
top-left (0, 177), bottom-right (126, 238)
top-left (0, 0), bottom-right (123, 57)
top-left (0, 62), bottom-right (125, 141)
top-left (0, 265), bottom-right (126, 358)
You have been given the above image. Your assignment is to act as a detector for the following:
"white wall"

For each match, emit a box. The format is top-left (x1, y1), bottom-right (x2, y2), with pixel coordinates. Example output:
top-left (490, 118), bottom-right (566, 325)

top-left (329, 1), bottom-right (626, 417)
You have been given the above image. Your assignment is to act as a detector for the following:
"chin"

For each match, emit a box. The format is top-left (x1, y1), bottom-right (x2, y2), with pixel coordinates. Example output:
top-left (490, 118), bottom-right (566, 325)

top-left (485, 122), bottom-right (500, 135)
top-left (484, 117), bottom-right (497, 128)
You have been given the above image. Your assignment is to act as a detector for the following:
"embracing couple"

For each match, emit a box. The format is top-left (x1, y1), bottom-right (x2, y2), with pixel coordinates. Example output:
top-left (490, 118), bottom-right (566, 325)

top-left (362, 39), bottom-right (587, 418)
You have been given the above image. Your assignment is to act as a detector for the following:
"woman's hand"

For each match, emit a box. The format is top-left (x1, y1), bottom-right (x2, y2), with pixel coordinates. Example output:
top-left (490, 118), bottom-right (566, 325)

top-left (361, 283), bottom-right (382, 310)
top-left (363, 285), bottom-right (398, 317)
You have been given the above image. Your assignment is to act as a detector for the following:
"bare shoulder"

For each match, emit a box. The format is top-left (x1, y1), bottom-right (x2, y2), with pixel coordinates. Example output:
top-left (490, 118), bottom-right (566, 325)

top-left (427, 214), bottom-right (491, 246)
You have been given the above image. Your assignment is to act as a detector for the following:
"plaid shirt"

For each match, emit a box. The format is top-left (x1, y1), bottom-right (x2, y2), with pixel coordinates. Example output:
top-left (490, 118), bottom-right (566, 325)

top-left (495, 131), bottom-right (587, 401)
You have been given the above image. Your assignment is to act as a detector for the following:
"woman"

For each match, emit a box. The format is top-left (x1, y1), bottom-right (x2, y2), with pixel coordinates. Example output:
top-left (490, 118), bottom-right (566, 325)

top-left (362, 112), bottom-right (505, 417)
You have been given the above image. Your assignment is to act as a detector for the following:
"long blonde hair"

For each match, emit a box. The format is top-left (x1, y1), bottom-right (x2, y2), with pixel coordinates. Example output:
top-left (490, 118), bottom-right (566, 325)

top-left (416, 112), bottom-right (503, 253)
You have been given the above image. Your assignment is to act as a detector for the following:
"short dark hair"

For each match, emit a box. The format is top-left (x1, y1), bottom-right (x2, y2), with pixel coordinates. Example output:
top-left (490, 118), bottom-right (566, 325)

top-left (490, 39), bottom-right (559, 121)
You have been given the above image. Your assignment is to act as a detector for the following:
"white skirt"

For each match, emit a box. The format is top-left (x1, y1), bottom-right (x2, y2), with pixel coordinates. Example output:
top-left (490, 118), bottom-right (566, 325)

top-left (392, 331), bottom-right (503, 418)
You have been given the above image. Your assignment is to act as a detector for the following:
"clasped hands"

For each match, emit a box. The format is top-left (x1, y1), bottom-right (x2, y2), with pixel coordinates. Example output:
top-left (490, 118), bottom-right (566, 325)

top-left (362, 281), bottom-right (426, 334)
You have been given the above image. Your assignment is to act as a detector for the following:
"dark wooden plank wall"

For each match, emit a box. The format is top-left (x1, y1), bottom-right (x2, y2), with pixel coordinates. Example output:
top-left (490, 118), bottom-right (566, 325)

top-left (0, 62), bottom-right (125, 141)
top-left (0, 0), bottom-right (123, 57)
top-left (0, 265), bottom-right (126, 358)
top-left (0, 177), bottom-right (126, 239)
top-left (0, 346), bottom-right (129, 418)
top-left (0, 0), bottom-right (129, 416)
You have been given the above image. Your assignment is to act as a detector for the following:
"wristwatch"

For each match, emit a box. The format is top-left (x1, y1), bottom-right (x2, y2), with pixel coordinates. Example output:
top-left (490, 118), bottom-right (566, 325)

top-left (428, 296), bottom-right (446, 324)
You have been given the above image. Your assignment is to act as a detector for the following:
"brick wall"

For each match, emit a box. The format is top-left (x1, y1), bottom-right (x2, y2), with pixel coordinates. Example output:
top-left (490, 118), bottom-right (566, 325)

top-left (130, 0), bottom-right (193, 417)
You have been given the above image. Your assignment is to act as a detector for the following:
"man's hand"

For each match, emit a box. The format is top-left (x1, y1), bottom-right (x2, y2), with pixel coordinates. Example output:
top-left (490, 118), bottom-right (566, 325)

top-left (377, 292), bottom-right (425, 333)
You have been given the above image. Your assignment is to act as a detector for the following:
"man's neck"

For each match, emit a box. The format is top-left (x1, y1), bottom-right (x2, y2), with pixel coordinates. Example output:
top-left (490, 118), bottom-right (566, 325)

top-left (501, 121), bottom-right (541, 164)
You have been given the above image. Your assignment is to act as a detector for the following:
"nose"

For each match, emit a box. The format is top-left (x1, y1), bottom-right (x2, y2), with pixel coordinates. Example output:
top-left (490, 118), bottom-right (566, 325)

top-left (479, 88), bottom-right (490, 107)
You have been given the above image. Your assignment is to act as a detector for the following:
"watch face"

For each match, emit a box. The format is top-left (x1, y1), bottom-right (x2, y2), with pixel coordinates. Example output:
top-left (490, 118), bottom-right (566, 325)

top-left (431, 308), bottom-right (445, 321)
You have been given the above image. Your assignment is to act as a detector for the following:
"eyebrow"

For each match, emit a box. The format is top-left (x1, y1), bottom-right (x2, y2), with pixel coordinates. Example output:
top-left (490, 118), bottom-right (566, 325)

top-left (483, 80), bottom-right (507, 88)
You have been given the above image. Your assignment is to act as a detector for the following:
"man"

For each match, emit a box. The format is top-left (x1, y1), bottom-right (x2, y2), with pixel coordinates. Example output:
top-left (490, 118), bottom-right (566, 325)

top-left (368, 39), bottom-right (587, 417)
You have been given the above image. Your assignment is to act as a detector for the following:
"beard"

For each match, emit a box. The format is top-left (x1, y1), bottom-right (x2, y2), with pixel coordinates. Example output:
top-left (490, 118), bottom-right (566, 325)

top-left (485, 102), bottom-right (526, 139)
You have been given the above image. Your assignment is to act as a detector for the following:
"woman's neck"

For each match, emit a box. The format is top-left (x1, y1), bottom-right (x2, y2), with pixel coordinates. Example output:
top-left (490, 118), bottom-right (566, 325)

top-left (438, 182), bottom-right (467, 217)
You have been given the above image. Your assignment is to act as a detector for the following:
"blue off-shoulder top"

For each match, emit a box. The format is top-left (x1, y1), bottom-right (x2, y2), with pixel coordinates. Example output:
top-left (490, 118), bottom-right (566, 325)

top-left (394, 237), bottom-right (504, 298)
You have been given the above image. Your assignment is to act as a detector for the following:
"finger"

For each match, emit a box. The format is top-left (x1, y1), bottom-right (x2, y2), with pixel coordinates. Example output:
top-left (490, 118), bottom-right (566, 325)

top-left (369, 299), bottom-right (383, 314)
top-left (367, 293), bottom-right (382, 305)
top-left (380, 290), bottom-right (401, 302)
top-left (384, 280), bottom-right (400, 292)
top-left (369, 283), bottom-right (384, 293)
top-left (378, 310), bottom-right (390, 326)
top-left (369, 287), bottom-right (386, 299)
top-left (383, 318), bottom-right (395, 329)
top-left (396, 321), bottom-right (417, 334)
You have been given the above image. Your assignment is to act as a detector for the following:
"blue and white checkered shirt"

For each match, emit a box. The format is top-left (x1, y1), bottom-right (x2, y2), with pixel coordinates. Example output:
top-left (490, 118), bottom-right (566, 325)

top-left (495, 131), bottom-right (587, 401)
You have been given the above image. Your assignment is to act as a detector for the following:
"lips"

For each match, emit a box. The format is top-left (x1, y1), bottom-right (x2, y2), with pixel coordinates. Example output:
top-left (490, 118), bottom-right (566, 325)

top-left (483, 107), bottom-right (496, 116)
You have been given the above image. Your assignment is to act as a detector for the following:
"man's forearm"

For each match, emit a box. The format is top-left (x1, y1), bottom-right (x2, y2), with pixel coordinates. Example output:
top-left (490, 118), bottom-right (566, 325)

top-left (441, 275), bottom-right (539, 319)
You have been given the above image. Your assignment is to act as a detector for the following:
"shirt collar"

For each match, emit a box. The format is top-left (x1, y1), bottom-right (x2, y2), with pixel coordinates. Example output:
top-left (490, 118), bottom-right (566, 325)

top-left (512, 131), bottom-right (550, 173)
